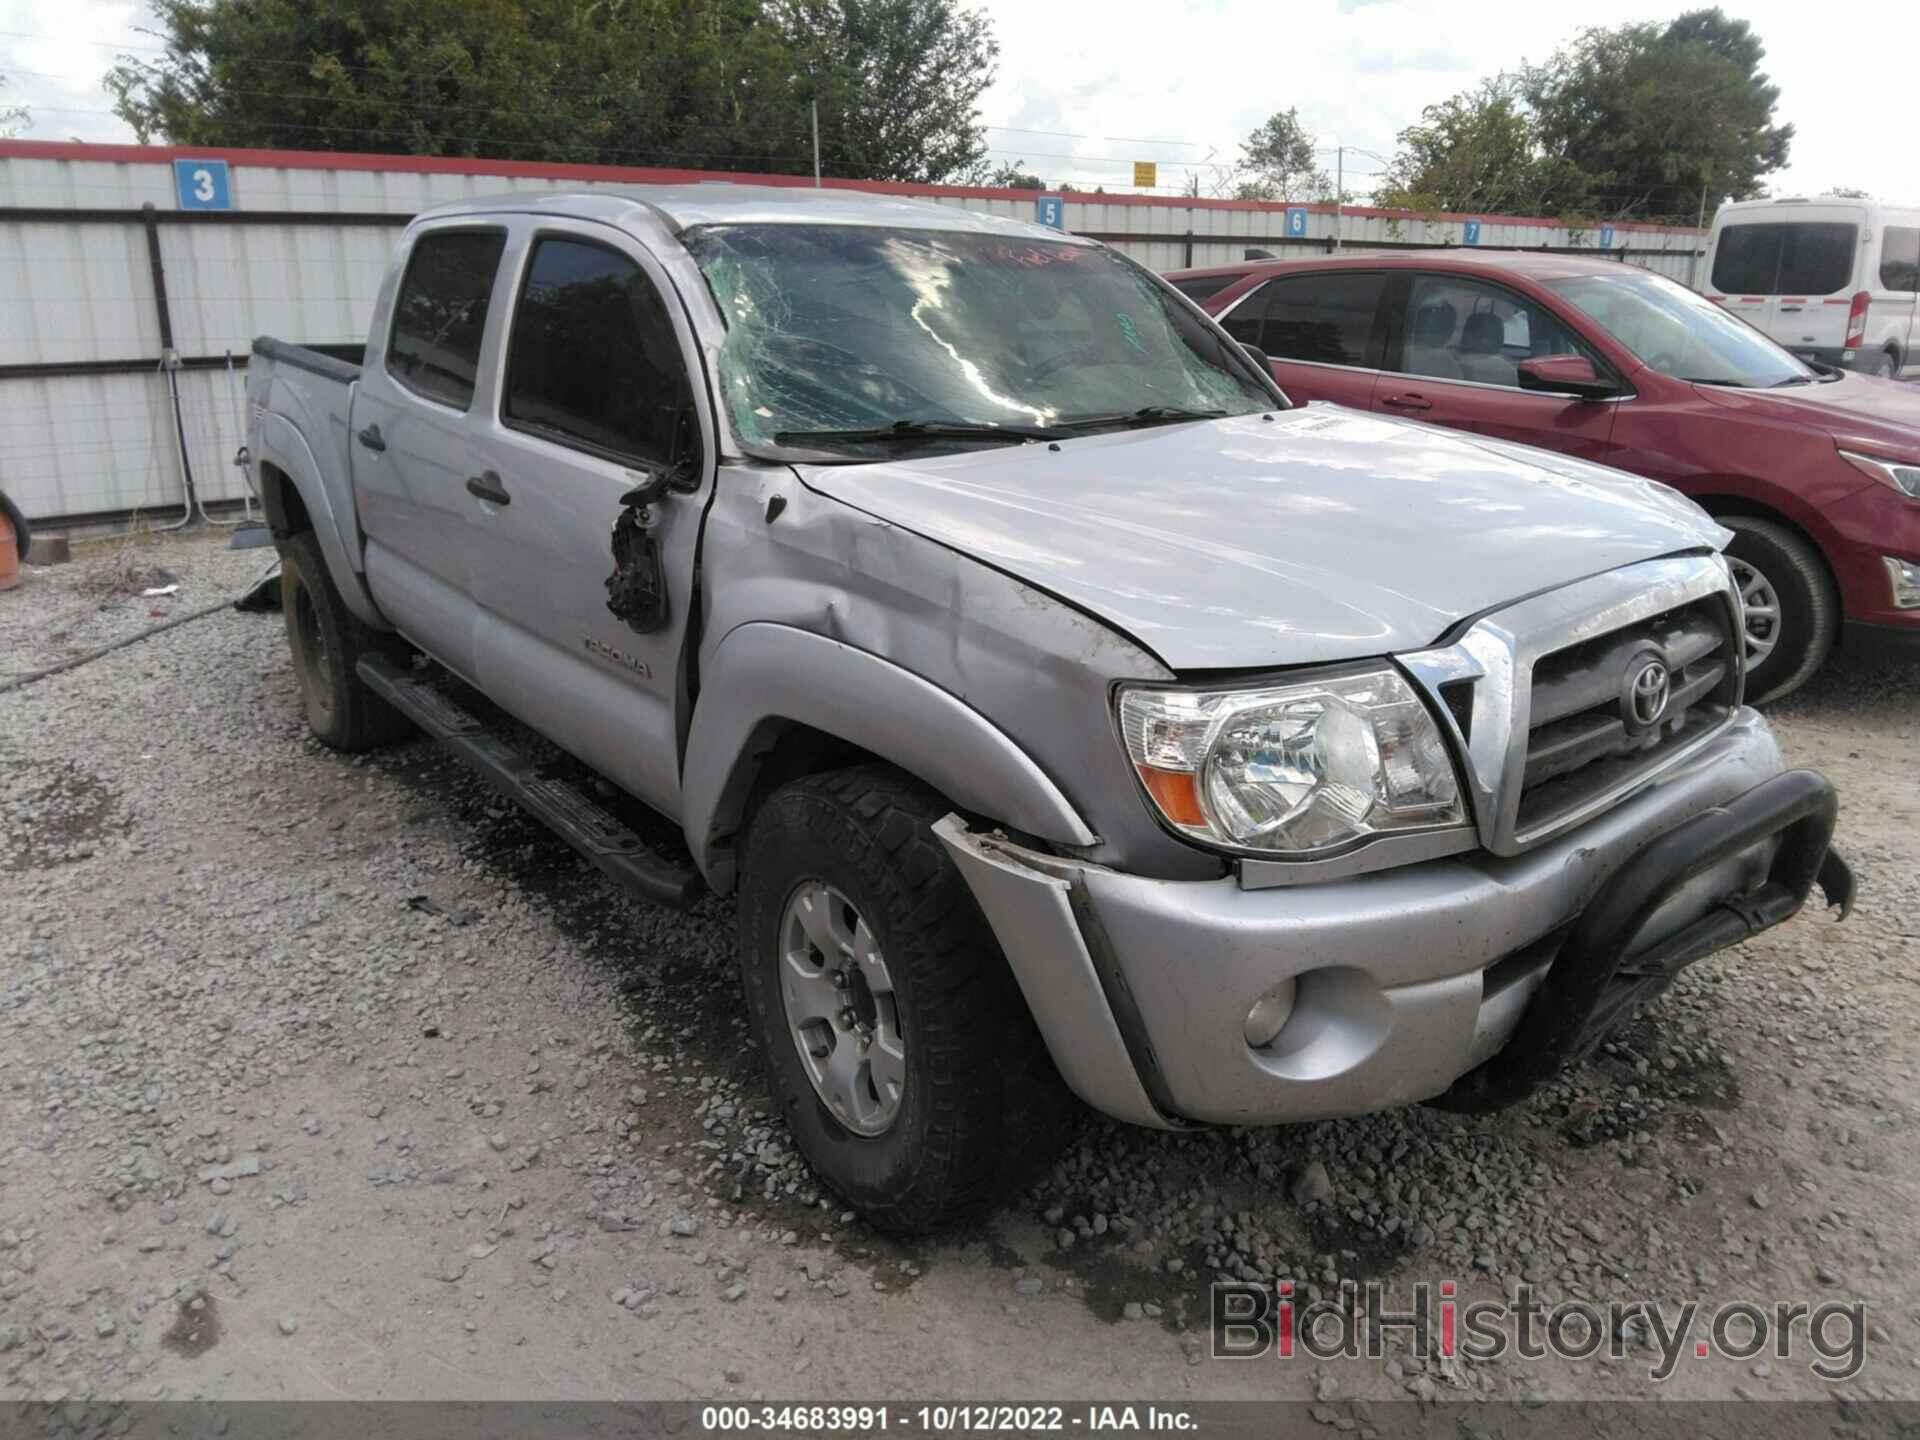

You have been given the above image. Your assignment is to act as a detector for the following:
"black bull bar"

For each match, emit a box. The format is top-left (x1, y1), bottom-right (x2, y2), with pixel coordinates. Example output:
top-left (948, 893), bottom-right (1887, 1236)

top-left (1440, 768), bottom-right (1855, 1111)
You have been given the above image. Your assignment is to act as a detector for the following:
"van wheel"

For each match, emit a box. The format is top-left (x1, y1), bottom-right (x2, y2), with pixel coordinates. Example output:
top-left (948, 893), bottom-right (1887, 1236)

top-left (1721, 516), bottom-right (1837, 704)
top-left (1869, 350), bottom-right (1898, 379)
top-left (278, 531), bottom-right (413, 751)
top-left (737, 765), bottom-right (1065, 1234)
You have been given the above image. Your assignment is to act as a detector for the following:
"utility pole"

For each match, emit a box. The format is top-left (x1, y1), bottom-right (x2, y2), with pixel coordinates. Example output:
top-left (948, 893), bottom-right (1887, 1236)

top-left (812, 97), bottom-right (822, 188)
top-left (1333, 146), bottom-right (1343, 252)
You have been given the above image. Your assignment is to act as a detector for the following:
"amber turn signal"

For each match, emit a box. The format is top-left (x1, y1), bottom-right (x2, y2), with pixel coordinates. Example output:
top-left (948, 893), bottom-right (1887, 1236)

top-left (1136, 765), bottom-right (1206, 827)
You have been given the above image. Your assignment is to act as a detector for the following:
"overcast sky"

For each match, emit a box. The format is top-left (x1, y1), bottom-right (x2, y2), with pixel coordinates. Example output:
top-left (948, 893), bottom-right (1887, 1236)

top-left (1, 0), bottom-right (1909, 206)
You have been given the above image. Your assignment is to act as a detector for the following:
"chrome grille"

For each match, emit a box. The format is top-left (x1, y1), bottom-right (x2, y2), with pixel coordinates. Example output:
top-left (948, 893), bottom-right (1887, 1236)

top-left (1399, 555), bottom-right (1746, 858)
top-left (1516, 597), bottom-right (1739, 836)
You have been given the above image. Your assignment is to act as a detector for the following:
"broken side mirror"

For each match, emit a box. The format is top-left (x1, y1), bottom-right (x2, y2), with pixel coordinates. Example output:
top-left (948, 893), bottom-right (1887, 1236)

top-left (605, 451), bottom-right (699, 636)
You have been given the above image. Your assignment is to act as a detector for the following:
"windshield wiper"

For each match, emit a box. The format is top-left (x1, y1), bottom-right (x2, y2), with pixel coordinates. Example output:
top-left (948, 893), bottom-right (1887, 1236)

top-left (773, 419), bottom-right (1068, 446)
top-left (1679, 377), bottom-right (1752, 388)
top-left (1769, 374), bottom-right (1816, 387)
top-left (1056, 405), bottom-right (1229, 430)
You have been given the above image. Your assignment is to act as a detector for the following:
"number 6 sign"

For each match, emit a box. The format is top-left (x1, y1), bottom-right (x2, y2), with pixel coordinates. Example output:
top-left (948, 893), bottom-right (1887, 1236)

top-left (173, 159), bottom-right (232, 211)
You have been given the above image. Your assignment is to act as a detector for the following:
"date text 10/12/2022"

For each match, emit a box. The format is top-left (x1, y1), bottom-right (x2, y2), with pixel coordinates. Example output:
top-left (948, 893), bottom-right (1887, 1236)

top-left (699, 1406), bottom-right (1200, 1431)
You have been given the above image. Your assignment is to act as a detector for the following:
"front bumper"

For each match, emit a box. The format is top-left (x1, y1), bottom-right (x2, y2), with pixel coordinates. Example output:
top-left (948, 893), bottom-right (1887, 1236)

top-left (937, 709), bottom-right (1849, 1128)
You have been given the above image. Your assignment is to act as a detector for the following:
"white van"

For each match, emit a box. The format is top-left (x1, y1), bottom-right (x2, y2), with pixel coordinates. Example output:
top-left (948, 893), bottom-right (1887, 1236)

top-left (1703, 197), bottom-right (1919, 378)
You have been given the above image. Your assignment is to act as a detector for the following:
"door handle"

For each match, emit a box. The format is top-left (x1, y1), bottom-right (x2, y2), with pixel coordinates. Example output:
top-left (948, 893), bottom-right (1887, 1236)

top-left (1380, 393), bottom-right (1432, 411)
top-left (356, 423), bottom-right (386, 452)
top-left (466, 470), bottom-right (511, 506)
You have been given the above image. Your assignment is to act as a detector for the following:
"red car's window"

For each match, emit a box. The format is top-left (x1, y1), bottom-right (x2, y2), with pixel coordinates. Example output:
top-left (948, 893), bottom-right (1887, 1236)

top-left (1168, 274), bottom-right (1238, 302)
top-left (1395, 275), bottom-right (1588, 388)
top-left (1222, 273), bottom-right (1388, 367)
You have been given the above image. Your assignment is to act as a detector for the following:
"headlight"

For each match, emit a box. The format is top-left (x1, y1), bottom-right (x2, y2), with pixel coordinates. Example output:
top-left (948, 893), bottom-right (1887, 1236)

top-left (1117, 666), bottom-right (1467, 857)
top-left (1839, 449), bottom-right (1920, 499)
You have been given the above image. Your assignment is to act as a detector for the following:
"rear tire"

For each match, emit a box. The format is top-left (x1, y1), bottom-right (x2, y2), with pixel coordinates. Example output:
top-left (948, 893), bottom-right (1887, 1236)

top-left (278, 531), bottom-right (412, 751)
top-left (737, 765), bottom-right (1067, 1234)
top-left (1868, 349), bottom-right (1898, 380)
top-left (1720, 516), bottom-right (1837, 704)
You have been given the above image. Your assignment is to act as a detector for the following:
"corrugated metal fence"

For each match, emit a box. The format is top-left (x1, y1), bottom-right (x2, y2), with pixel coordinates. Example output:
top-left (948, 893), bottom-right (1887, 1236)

top-left (0, 139), bottom-right (1707, 525)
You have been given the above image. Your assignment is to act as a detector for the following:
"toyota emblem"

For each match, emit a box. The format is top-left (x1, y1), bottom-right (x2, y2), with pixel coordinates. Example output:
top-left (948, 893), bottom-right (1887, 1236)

top-left (1627, 658), bottom-right (1671, 728)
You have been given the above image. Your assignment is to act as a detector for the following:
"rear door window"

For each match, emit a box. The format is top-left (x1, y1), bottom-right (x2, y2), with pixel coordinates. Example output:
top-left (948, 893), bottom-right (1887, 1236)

top-left (1880, 227), bottom-right (1920, 292)
top-left (1711, 225), bottom-right (1779, 294)
top-left (386, 229), bottom-right (507, 410)
top-left (1776, 223), bottom-right (1858, 294)
top-left (1711, 222), bottom-right (1859, 295)
top-left (1222, 272), bottom-right (1388, 366)
top-left (503, 236), bottom-right (695, 466)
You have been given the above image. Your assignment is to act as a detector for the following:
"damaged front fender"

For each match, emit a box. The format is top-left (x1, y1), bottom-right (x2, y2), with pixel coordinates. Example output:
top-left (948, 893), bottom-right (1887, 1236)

top-left (680, 623), bottom-right (1098, 891)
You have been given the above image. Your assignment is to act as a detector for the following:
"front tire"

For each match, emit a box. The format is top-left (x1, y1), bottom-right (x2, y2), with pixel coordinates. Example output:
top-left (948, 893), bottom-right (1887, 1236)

top-left (278, 531), bottom-right (412, 751)
top-left (1721, 516), bottom-right (1837, 704)
top-left (737, 766), bottom-right (1063, 1233)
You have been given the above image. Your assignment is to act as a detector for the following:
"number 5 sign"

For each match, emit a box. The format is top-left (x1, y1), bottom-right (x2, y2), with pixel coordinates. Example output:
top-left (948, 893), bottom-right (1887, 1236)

top-left (173, 159), bottom-right (232, 211)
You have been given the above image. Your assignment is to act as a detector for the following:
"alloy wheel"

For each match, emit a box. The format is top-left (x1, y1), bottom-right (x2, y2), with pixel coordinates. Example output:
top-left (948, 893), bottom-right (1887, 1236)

top-left (1728, 555), bottom-right (1781, 672)
top-left (779, 880), bottom-right (905, 1137)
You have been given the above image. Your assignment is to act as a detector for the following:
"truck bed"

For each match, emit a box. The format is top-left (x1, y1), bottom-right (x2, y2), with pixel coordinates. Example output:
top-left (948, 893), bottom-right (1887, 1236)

top-left (252, 336), bottom-right (366, 382)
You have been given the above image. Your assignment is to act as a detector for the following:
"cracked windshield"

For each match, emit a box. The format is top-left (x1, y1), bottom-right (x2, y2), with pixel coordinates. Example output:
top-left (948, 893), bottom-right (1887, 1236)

top-left (687, 224), bottom-right (1274, 453)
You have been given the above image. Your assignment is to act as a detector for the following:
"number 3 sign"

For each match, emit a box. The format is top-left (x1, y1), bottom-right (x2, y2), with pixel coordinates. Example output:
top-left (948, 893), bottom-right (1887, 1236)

top-left (173, 159), bottom-right (233, 211)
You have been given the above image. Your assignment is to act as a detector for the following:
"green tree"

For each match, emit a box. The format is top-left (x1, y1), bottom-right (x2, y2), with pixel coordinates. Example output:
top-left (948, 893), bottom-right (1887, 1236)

top-left (1375, 75), bottom-right (1583, 217)
top-left (776, 0), bottom-right (995, 183)
top-left (105, 0), bottom-right (996, 183)
top-left (1232, 108), bottom-right (1332, 203)
top-left (0, 73), bottom-right (28, 137)
top-left (986, 159), bottom-right (1044, 190)
top-left (1523, 7), bottom-right (1791, 221)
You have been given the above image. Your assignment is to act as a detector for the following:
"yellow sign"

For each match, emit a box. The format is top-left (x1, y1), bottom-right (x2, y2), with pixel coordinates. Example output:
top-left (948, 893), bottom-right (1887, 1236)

top-left (1132, 161), bottom-right (1157, 189)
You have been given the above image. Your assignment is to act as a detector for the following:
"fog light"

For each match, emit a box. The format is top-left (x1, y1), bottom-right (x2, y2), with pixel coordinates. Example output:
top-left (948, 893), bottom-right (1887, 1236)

top-left (1888, 557), bottom-right (1920, 610)
top-left (1243, 978), bottom-right (1298, 1049)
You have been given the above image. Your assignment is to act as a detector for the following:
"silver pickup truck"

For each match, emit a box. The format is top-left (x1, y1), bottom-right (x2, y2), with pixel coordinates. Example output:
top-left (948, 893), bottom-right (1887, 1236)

top-left (249, 186), bottom-right (1852, 1232)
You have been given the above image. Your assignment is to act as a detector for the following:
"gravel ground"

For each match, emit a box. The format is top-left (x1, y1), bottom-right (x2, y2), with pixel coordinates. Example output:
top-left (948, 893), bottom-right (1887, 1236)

top-left (1, 530), bottom-right (1916, 1410)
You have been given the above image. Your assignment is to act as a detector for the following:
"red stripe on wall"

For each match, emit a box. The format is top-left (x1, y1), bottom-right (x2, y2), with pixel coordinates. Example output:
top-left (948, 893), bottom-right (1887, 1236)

top-left (0, 138), bottom-right (1710, 235)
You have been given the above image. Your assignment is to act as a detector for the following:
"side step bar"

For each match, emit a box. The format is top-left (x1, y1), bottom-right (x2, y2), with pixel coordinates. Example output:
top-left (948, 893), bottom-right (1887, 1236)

top-left (357, 655), bottom-right (703, 909)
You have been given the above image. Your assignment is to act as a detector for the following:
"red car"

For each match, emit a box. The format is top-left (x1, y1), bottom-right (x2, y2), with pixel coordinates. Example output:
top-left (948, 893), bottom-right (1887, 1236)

top-left (1169, 253), bottom-right (1920, 701)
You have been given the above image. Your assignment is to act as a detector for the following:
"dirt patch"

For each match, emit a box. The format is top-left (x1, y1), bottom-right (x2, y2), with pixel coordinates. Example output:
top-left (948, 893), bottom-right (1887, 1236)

top-left (0, 758), bottom-right (126, 871)
top-left (159, 1292), bottom-right (221, 1359)
top-left (1553, 1008), bottom-right (1743, 1148)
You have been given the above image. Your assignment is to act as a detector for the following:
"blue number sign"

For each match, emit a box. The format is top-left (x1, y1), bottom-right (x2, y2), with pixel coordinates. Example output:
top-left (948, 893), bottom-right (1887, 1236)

top-left (1285, 207), bottom-right (1308, 238)
top-left (1599, 224), bottom-right (1617, 249)
top-left (1034, 196), bottom-right (1064, 230)
top-left (1462, 218), bottom-right (1482, 246)
top-left (173, 159), bottom-right (232, 211)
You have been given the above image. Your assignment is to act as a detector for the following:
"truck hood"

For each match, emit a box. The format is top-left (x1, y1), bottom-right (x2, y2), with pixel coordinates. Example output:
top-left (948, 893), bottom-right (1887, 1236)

top-left (1694, 371), bottom-right (1920, 458)
top-left (796, 405), bottom-right (1727, 671)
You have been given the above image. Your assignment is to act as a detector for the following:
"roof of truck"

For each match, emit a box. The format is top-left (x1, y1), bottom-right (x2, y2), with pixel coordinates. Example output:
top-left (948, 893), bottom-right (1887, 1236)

top-left (413, 185), bottom-right (1090, 241)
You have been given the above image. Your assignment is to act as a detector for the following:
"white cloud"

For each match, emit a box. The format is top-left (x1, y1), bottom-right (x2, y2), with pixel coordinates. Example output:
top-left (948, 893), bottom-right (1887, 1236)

top-left (0, 0), bottom-right (151, 141)
top-left (971, 0), bottom-right (1913, 206)
top-left (0, 0), bottom-right (1908, 207)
